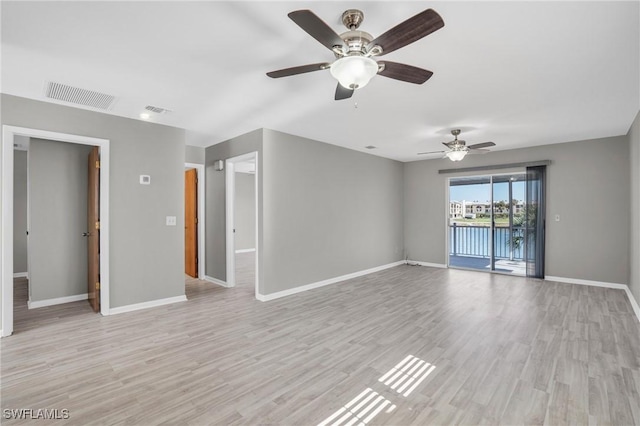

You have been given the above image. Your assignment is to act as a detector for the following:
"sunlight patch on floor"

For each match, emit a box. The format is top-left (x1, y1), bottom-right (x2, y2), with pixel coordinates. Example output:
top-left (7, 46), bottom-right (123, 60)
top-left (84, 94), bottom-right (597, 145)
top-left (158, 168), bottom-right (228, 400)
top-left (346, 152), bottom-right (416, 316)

top-left (318, 388), bottom-right (395, 426)
top-left (378, 354), bottom-right (436, 397)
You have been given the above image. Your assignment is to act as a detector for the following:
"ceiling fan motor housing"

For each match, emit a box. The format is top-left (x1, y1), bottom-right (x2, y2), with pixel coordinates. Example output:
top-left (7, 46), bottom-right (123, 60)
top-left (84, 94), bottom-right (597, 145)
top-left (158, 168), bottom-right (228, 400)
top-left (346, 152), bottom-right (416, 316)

top-left (342, 9), bottom-right (364, 30)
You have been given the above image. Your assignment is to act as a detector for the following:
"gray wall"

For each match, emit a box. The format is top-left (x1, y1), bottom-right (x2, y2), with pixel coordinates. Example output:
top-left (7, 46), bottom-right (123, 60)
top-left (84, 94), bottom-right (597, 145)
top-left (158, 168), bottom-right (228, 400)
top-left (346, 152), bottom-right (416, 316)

top-left (204, 129), bottom-right (263, 284)
top-left (13, 150), bottom-right (28, 273)
top-left (185, 145), bottom-right (205, 165)
top-left (1, 94), bottom-right (186, 313)
top-left (204, 128), bottom-right (404, 296)
top-left (235, 172), bottom-right (255, 250)
top-left (405, 135), bottom-right (630, 285)
top-left (29, 139), bottom-right (92, 301)
top-left (629, 110), bottom-right (640, 303)
top-left (261, 129), bottom-right (404, 294)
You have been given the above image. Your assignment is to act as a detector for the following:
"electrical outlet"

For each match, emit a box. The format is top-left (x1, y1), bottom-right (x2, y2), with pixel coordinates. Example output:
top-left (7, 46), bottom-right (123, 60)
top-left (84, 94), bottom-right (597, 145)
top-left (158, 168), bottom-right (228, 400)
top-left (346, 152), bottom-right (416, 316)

top-left (166, 216), bottom-right (177, 226)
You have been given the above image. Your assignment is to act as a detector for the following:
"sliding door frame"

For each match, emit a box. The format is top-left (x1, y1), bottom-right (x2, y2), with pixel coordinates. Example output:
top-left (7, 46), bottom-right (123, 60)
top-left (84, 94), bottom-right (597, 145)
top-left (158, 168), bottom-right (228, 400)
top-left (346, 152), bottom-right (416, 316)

top-left (446, 171), bottom-right (526, 276)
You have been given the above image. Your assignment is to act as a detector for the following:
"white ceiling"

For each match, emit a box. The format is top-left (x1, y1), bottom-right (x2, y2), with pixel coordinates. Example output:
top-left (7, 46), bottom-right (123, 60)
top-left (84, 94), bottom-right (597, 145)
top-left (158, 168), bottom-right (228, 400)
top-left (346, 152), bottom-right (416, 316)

top-left (2, 1), bottom-right (638, 162)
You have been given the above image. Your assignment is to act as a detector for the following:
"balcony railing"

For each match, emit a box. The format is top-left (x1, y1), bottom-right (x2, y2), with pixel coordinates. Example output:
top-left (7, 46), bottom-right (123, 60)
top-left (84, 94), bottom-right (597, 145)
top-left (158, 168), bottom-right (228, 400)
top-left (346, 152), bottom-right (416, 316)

top-left (449, 224), bottom-right (524, 260)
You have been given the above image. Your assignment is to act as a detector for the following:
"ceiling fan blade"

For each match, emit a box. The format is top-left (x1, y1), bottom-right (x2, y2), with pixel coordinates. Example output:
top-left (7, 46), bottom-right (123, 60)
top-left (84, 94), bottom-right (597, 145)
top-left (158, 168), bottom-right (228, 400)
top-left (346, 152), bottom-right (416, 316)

top-left (467, 142), bottom-right (496, 149)
top-left (288, 10), bottom-right (345, 52)
top-left (467, 149), bottom-right (490, 155)
top-left (367, 9), bottom-right (444, 56)
top-left (266, 63), bottom-right (330, 78)
top-left (335, 83), bottom-right (354, 100)
top-left (417, 150), bottom-right (445, 155)
top-left (377, 61), bottom-right (433, 84)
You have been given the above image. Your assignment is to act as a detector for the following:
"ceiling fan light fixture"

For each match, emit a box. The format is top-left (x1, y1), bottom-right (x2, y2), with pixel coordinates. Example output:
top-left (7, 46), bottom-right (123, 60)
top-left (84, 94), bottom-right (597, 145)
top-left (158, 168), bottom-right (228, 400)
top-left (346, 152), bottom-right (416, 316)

top-left (330, 56), bottom-right (378, 90)
top-left (445, 150), bottom-right (467, 162)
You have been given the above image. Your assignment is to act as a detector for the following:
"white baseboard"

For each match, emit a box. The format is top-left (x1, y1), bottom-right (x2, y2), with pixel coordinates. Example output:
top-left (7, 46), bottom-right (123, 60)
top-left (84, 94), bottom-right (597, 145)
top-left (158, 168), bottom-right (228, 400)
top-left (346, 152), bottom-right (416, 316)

top-left (256, 260), bottom-right (405, 302)
top-left (235, 248), bottom-right (256, 254)
top-left (28, 293), bottom-right (87, 309)
top-left (109, 295), bottom-right (187, 315)
top-left (545, 275), bottom-right (628, 290)
top-left (546, 275), bottom-right (640, 323)
top-left (13, 272), bottom-right (28, 278)
top-left (406, 260), bottom-right (448, 269)
top-left (624, 287), bottom-right (640, 323)
top-left (204, 275), bottom-right (229, 287)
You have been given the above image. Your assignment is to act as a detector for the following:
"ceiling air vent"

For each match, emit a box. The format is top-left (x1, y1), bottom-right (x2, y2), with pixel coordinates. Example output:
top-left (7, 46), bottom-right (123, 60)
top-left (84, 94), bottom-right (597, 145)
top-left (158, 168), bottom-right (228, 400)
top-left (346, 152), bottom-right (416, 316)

top-left (44, 81), bottom-right (116, 110)
top-left (145, 105), bottom-right (172, 114)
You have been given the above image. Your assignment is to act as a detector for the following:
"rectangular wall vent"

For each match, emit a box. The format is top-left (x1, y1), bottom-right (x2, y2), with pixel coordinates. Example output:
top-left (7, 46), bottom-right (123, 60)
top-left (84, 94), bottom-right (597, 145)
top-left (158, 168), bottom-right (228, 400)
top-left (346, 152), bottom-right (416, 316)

top-left (145, 105), bottom-right (172, 114)
top-left (45, 81), bottom-right (115, 110)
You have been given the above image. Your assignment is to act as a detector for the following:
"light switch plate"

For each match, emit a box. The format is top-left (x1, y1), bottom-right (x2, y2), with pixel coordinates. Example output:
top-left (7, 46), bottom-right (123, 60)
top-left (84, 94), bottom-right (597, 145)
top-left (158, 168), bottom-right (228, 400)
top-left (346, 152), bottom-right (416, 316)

top-left (555, 214), bottom-right (560, 222)
top-left (166, 216), bottom-right (177, 226)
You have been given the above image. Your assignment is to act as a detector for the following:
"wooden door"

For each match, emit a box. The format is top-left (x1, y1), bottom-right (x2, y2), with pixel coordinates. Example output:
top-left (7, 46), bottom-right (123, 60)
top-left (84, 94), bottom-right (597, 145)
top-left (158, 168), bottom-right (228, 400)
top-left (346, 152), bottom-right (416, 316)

top-left (185, 169), bottom-right (198, 277)
top-left (87, 147), bottom-right (100, 312)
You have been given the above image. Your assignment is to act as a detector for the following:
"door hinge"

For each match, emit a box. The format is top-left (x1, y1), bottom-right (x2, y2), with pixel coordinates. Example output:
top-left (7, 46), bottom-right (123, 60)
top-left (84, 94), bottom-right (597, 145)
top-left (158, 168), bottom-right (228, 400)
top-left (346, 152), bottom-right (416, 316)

top-left (96, 160), bottom-right (101, 169)
top-left (95, 221), bottom-right (100, 230)
top-left (195, 217), bottom-right (198, 224)
top-left (96, 282), bottom-right (100, 290)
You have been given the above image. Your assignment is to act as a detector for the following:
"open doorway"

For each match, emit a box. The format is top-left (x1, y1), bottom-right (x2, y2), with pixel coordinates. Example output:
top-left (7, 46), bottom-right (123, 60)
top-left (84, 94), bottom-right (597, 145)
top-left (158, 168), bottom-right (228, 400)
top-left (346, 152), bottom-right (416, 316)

top-left (0, 126), bottom-right (109, 336)
top-left (225, 152), bottom-right (258, 297)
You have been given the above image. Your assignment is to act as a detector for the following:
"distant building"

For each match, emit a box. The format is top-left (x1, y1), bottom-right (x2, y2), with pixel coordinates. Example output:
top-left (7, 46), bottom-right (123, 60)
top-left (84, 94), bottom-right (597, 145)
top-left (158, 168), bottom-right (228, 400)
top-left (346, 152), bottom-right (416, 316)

top-left (449, 200), bottom-right (525, 218)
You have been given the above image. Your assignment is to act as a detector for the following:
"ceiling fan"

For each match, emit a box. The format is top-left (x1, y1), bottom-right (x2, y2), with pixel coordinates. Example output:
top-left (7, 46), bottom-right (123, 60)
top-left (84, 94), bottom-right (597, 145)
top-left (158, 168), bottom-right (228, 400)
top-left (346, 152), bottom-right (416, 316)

top-left (266, 8), bottom-right (444, 100)
top-left (418, 129), bottom-right (496, 161)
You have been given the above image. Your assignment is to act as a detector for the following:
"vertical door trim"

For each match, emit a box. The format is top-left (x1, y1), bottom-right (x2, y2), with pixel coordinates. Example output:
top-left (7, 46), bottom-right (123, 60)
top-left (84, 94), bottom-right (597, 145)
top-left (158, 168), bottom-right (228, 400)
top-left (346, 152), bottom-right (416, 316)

top-left (225, 152), bottom-right (259, 296)
top-left (1, 126), bottom-right (111, 337)
top-left (225, 161), bottom-right (236, 287)
top-left (185, 163), bottom-right (205, 279)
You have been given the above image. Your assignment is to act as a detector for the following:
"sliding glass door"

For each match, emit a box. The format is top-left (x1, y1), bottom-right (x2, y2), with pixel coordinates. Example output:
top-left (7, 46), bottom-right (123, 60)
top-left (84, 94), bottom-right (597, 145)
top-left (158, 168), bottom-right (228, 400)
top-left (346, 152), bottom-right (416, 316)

top-left (448, 173), bottom-right (526, 275)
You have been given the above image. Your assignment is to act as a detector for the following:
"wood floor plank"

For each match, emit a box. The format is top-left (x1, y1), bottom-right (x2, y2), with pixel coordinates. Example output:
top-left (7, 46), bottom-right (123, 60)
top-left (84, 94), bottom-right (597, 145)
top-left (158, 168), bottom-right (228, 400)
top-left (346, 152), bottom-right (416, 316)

top-left (2, 262), bottom-right (639, 425)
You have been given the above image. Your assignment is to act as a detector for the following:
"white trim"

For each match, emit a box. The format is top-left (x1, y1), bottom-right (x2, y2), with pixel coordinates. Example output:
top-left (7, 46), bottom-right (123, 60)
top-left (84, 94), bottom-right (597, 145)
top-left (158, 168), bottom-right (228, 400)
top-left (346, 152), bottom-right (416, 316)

top-left (545, 275), bottom-right (640, 323)
top-left (225, 160), bottom-right (236, 287)
top-left (2, 126), bottom-right (111, 337)
top-left (235, 248), bottom-right (256, 254)
top-left (624, 287), bottom-right (640, 324)
top-left (27, 293), bottom-right (87, 309)
top-left (1, 127), bottom-right (14, 337)
top-left (185, 163), bottom-right (205, 279)
top-left (406, 260), bottom-right (448, 268)
top-left (545, 275), bottom-right (628, 290)
top-left (225, 151), bottom-right (259, 298)
top-left (256, 261), bottom-right (405, 302)
top-left (109, 295), bottom-right (187, 315)
top-left (13, 272), bottom-right (28, 278)
top-left (204, 275), bottom-right (229, 288)
top-left (253, 153), bottom-right (260, 299)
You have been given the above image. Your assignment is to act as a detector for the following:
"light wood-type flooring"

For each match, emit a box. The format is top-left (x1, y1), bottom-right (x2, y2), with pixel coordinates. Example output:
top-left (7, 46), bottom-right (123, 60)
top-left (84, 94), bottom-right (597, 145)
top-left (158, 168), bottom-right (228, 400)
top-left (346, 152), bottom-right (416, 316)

top-left (2, 262), bottom-right (640, 425)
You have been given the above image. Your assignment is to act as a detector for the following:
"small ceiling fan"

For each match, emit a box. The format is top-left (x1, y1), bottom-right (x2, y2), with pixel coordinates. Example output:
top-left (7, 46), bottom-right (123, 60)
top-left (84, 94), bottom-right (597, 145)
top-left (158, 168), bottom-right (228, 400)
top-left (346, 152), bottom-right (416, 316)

top-left (266, 8), bottom-right (444, 100)
top-left (418, 129), bottom-right (496, 161)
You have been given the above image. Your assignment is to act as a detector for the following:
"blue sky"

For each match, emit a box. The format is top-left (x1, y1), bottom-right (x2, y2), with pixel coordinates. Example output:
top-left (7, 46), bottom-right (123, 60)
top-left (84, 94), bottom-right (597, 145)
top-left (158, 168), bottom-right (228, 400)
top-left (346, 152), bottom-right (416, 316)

top-left (450, 182), bottom-right (525, 203)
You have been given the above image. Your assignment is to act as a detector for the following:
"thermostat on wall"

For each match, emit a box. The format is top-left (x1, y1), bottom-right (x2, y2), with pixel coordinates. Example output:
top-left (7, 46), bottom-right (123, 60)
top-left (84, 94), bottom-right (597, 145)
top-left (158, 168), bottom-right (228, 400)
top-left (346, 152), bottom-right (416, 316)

top-left (140, 175), bottom-right (151, 185)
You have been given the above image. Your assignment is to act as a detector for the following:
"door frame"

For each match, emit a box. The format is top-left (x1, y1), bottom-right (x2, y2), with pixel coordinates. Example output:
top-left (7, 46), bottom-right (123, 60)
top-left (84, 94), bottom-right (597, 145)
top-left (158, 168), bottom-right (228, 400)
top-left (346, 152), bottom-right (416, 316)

top-left (225, 152), bottom-right (259, 297)
top-left (1, 126), bottom-right (111, 337)
top-left (185, 162), bottom-right (205, 279)
top-left (445, 171), bottom-right (525, 275)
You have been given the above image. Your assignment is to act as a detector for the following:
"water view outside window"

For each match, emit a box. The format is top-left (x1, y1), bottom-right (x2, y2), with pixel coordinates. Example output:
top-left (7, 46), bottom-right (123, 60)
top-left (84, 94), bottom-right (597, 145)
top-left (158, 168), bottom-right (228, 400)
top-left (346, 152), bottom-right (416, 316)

top-left (448, 174), bottom-right (526, 275)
